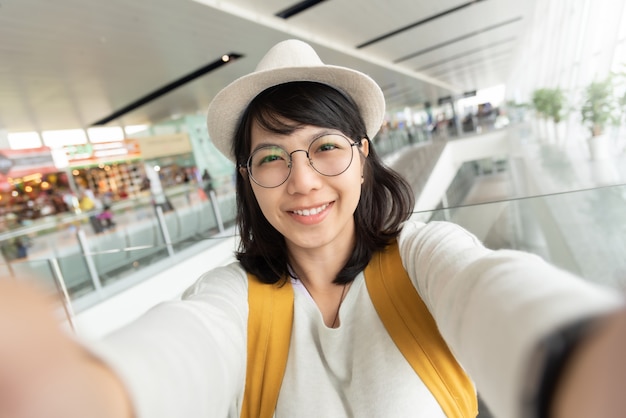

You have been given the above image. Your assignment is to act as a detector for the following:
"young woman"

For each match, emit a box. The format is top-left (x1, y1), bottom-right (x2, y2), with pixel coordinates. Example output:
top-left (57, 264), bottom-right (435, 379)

top-left (0, 39), bottom-right (624, 418)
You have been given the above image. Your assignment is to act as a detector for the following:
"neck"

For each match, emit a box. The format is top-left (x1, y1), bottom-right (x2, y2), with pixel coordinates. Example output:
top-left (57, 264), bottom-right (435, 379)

top-left (284, 231), bottom-right (355, 327)
top-left (289, 266), bottom-right (350, 328)
top-left (286, 238), bottom-right (354, 289)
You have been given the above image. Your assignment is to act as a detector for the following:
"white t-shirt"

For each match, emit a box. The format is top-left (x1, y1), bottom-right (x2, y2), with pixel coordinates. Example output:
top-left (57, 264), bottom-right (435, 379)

top-left (91, 221), bottom-right (623, 418)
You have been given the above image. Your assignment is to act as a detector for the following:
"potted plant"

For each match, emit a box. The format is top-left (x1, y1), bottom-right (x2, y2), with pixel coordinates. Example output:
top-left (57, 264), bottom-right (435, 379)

top-left (545, 87), bottom-right (566, 143)
top-left (580, 76), bottom-right (618, 160)
top-left (532, 87), bottom-right (567, 142)
top-left (610, 63), bottom-right (626, 115)
top-left (531, 88), bottom-right (549, 116)
top-left (532, 88), bottom-right (550, 140)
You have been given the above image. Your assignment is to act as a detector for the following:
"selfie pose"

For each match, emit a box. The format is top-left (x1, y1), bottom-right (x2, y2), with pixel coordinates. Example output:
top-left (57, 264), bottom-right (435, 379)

top-left (0, 40), bottom-right (625, 418)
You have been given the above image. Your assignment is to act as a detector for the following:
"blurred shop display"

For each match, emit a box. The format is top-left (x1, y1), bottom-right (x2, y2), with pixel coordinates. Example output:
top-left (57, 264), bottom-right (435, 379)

top-left (0, 147), bottom-right (73, 222)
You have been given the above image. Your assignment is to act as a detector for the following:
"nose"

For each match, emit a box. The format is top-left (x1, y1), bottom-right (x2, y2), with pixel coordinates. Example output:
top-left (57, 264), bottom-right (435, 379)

top-left (285, 150), bottom-right (322, 194)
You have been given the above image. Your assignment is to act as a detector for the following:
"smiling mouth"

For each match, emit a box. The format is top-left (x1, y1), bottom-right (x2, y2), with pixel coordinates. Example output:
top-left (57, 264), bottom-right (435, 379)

top-left (291, 203), bottom-right (330, 216)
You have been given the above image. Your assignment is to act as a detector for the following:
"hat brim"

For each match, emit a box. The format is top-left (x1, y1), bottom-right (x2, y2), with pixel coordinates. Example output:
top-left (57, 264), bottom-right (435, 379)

top-left (207, 64), bottom-right (385, 163)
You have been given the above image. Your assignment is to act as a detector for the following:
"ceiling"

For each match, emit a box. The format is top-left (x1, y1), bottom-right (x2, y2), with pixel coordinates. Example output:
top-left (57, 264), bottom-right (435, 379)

top-left (0, 0), bottom-right (536, 136)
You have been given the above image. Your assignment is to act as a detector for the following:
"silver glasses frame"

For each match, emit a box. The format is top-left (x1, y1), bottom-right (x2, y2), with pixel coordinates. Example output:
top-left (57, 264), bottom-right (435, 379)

top-left (242, 133), bottom-right (363, 188)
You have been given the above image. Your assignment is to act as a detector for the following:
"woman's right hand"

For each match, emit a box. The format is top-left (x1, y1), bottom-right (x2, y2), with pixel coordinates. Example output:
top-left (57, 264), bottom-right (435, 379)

top-left (551, 307), bottom-right (626, 418)
top-left (0, 279), bottom-right (134, 418)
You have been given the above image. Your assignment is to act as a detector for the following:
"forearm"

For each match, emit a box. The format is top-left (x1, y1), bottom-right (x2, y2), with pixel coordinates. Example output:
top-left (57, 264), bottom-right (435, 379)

top-left (93, 299), bottom-right (247, 418)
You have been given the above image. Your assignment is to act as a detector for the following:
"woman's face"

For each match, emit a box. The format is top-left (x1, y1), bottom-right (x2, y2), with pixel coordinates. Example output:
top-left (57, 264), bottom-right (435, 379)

top-left (245, 121), bottom-right (368, 254)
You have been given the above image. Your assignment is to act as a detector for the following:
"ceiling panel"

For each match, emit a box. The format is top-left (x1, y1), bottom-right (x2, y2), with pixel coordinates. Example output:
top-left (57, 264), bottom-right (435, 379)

top-left (0, 0), bottom-right (536, 135)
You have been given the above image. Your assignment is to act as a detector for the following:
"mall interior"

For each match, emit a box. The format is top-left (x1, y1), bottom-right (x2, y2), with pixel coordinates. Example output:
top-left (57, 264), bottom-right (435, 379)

top-left (1, 0), bottom-right (626, 416)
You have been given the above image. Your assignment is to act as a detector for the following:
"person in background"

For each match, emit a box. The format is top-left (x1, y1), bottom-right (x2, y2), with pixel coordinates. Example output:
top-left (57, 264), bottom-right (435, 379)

top-left (14, 236), bottom-right (29, 259)
top-left (97, 205), bottom-right (115, 230)
top-left (201, 168), bottom-right (215, 197)
top-left (139, 176), bottom-right (151, 192)
top-left (101, 189), bottom-right (115, 208)
top-left (0, 40), bottom-right (624, 418)
top-left (78, 188), bottom-right (103, 234)
top-left (0, 212), bottom-right (30, 260)
top-left (62, 190), bottom-right (78, 213)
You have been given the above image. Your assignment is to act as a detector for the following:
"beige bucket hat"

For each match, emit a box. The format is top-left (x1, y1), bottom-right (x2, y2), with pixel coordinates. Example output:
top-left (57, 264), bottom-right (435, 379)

top-left (207, 39), bottom-right (385, 163)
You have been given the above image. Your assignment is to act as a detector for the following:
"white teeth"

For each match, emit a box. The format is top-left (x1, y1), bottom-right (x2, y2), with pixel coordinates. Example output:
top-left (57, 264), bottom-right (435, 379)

top-left (293, 203), bottom-right (329, 216)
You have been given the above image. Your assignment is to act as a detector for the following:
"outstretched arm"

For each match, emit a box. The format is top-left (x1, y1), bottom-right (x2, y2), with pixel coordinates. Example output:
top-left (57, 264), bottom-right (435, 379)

top-left (399, 220), bottom-right (624, 418)
top-left (0, 280), bottom-right (133, 418)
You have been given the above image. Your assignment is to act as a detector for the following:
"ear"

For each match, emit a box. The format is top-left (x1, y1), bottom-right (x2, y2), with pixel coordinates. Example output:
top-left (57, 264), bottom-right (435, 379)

top-left (359, 138), bottom-right (369, 184)
top-left (238, 166), bottom-right (247, 178)
top-left (360, 138), bottom-right (370, 158)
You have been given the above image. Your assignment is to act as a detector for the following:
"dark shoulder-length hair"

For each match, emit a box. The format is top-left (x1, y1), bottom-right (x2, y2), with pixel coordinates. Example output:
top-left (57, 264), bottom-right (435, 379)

top-left (233, 81), bottom-right (414, 284)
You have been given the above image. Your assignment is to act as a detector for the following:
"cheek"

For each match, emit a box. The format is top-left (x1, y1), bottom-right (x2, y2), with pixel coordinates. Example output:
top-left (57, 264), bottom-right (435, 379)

top-left (340, 166), bottom-right (364, 204)
top-left (351, 158), bottom-right (366, 186)
top-left (251, 186), bottom-right (277, 221)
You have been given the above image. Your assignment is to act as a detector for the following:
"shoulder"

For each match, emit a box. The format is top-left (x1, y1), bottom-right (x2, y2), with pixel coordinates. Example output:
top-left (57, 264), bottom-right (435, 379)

top-left (398, 219), bottom-right (489, 259)
top-left (398, 219), bottom-right (550, 274)
top-left (182, 261), bottom-right (248, 300)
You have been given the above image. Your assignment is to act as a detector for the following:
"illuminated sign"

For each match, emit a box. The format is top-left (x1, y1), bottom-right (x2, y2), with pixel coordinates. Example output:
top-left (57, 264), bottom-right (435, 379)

top-left (64, 139), bottom-right (142, 166)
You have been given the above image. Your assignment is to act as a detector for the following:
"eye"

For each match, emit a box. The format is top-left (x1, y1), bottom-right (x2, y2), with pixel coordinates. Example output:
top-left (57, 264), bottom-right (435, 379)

top-left (251, 146), bottom-right (288, 166)
top-left (260, 154), bottom-right (283, 164)
top-left (318, 142), bottom-right (338, 151)
top-left (311, 135), bottom-right (344, 153)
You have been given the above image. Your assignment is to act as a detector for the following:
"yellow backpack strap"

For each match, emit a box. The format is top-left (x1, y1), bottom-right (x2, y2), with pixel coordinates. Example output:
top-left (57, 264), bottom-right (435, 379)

top-left (242, 274), bottom-right (294, 418)
top-left (364, 241), bottom-right (478, 418)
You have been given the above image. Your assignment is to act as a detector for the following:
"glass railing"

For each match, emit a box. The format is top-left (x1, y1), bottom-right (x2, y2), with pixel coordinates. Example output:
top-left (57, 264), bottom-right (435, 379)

top-left (6, 182), bottom-right (626, 320)
top-left (414, 183), bottom-right (626, 291)
top-left (373, 125), bottom-right (431, 155)
top-left (0, 182), bottom-right (238, 309)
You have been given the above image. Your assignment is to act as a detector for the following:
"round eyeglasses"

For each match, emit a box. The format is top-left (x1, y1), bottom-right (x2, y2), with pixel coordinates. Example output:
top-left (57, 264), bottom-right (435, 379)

top-left (242, 134), bottom-right (363, 188)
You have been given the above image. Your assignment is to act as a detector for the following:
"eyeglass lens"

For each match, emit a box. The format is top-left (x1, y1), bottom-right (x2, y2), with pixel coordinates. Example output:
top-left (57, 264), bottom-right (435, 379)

top-left (247, 134), bottom-right (356, 188)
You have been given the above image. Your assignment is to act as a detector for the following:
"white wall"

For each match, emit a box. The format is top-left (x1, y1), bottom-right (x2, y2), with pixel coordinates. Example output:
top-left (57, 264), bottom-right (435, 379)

top-left (415, 129), bottom-right (510, 212)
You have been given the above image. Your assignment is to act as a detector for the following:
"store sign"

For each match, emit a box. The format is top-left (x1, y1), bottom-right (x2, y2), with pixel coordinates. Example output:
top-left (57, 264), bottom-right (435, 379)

top-left (0, 147), bottom-right (57, 179)
top-left (64, 139), bottom-right (142, 167)
top-left (64, 143), bottom-right (93, 161)
top-left (0, 153), bottom-right (13, 174)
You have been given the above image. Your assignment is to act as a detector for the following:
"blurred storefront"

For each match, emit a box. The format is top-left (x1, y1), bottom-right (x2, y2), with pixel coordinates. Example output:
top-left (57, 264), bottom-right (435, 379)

top-left (65, 139), bottom-right (145, 200)
top-left (0, 147), bottom-right (72, 222)
top-left (0, 131), bottom-right (203, 225)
